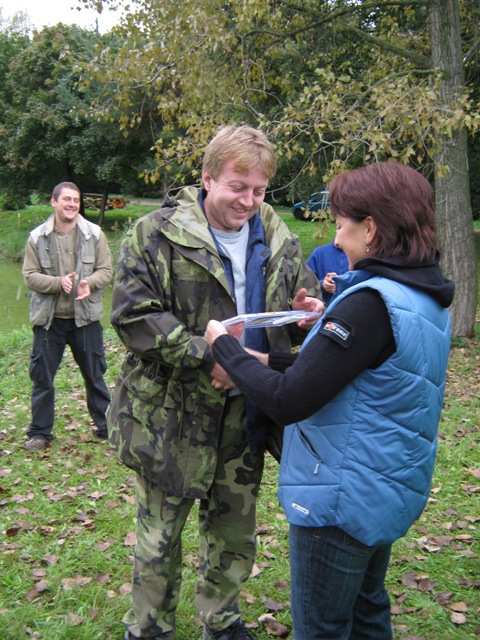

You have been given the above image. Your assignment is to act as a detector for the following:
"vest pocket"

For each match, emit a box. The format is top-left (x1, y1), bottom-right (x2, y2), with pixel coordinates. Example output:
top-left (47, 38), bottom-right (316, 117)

top-left (282, 424), bottom-right (324, 479)
top-left (81, 254), bottom-right (95, 277)
top-left (298, 428), bottom-right (322, 460)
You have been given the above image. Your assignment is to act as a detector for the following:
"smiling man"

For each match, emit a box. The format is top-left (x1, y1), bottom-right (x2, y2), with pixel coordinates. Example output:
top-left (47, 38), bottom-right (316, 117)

top-left (22, 182), bottom-right (112, 451)
top-left (107, 125), bottom-right (323, 640)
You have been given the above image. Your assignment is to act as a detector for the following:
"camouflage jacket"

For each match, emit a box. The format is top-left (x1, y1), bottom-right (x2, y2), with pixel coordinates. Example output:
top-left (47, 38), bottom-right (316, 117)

top-left (108, 186), bottom-right (320, 498)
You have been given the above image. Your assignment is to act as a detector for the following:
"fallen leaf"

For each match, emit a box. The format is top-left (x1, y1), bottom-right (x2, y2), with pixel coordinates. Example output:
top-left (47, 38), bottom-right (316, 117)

top-left (25, 587), bottom-right (42, 602)
top-left (401, 571), bottom-right (435, 592)
top-left (61, 575), bottom-right (92, 589)
top-left (450, 611), bottom-right (467, 625)
top-left (263, 597), bottom-right (285, 611)
top-left (124, 531), bottom-right (136, 546)
top-left (275, 579), bottom-right (289, 590)
top-left (41, 553), bottom-right (58, 566)
top-left (35, 580), bottom-right (50, 593)
top-left (256, 524), bottom-right (270, 535)
top-left (258, 614), bottom-right (289, 637)
top-left (65, 612), bottom-right (84, 626)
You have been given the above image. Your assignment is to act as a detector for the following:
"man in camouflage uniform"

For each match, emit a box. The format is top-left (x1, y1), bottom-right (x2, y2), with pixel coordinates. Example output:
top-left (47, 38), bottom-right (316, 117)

top-left (108, 125), bottom-right (323, 640)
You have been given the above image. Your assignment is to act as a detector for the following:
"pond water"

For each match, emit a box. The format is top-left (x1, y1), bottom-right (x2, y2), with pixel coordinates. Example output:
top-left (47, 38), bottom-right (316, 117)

top-left (0, 261), bottom-right (113, 335)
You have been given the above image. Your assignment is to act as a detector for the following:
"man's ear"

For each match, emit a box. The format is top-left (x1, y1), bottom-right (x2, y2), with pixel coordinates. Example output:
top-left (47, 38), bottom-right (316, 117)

top-left (203, 171), bottom-right (212, 192)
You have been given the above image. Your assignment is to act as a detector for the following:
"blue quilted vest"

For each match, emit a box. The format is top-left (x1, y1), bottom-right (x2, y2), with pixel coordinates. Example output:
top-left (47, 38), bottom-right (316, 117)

top-left (278, 270), bottom-right (451, 546)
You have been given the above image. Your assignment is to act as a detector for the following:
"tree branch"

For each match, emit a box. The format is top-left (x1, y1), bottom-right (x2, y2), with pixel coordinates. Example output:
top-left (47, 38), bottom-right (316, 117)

top-left (342, 24), bottom-right (431, 68)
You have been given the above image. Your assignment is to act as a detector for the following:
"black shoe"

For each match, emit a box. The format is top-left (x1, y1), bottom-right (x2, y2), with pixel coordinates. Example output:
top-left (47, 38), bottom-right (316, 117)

top-left (203, 619), bottom-right (257, 640)
top-left (94, 429), bottom-right (108, 439)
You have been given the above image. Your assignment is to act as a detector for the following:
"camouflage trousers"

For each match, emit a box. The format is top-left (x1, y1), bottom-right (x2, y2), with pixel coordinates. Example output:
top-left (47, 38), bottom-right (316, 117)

top-left (123, 395), bottom-right (265, 639)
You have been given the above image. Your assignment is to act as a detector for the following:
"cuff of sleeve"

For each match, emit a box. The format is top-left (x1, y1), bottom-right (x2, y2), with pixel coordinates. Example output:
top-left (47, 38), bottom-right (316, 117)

top-left (202, 345), bottom-right (215, 373)
top-left (211, 334), bottom-right (245, 362)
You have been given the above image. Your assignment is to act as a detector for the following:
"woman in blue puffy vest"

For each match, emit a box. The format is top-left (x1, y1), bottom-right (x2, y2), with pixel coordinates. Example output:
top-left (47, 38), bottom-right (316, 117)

top-left (204, 162), bottom-right (454, 640)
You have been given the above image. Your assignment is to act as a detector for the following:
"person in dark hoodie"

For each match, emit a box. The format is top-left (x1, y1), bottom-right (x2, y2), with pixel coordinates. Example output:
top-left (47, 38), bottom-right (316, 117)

top-left (204, 161), bottom-right (454, 640)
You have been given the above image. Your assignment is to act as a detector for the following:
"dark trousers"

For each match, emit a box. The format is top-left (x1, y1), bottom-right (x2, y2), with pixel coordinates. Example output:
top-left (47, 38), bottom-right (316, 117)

top-left (27, 318), bottom-right (110, 441)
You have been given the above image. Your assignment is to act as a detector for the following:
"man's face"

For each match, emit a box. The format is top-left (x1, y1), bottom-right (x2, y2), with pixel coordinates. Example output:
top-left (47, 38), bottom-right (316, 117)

top-left (52, 188), bottom-right (80, 226)
top-left (203, 159), bottom-right (269, 232)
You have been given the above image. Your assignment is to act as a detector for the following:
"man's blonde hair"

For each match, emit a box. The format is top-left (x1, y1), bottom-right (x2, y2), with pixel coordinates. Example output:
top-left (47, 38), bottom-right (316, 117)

top-left (202, 125), bottom-right (277, 185)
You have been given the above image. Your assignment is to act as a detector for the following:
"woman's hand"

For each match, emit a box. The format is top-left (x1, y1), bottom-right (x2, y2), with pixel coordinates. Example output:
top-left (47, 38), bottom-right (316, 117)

top-left (204, 320), bottom-right (228, 347)
top-left (205, 319), bottom-right (244, 346)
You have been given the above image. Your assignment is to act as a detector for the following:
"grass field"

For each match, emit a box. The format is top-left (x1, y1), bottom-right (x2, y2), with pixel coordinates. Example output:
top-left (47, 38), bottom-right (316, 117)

top-left (0, 202), bottom-right (478, 639)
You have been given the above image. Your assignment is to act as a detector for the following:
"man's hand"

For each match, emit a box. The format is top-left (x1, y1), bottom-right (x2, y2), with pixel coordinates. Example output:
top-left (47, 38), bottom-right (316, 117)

top-left (210, 362), bottom-right (236, 391)
top-left (292, 288), bottom-right (325, 328)
top-left (61, 272), bottom-right (76, 294)
top-left (75, 278), bottom-right (91, 301)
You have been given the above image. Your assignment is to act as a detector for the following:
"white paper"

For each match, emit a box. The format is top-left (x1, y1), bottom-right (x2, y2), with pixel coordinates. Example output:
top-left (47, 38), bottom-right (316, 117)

top-left (221, 310), bottom-right (322, 329)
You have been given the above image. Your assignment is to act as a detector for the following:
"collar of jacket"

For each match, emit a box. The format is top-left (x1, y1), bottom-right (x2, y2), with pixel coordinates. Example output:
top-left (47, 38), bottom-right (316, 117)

top-left (41, 213), bottom-right (95, 240)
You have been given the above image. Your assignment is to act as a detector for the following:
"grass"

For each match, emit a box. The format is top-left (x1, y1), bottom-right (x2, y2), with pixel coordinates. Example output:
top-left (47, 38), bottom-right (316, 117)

top-left (0, 206), bottom-right (479, 639)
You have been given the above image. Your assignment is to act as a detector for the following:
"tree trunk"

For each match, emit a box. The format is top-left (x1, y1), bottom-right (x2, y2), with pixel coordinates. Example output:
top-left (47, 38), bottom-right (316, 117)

top-left (97, 187), bottom-right (109, 228)
top-left (429, 0), bottom-right (478, 337)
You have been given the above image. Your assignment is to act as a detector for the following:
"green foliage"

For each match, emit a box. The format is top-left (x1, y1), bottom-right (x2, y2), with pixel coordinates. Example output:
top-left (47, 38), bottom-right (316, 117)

top-left (2, 1), bottom-right (480, 209)
top-left (0, 191), bottom-right (30, 212)
top-left (82, 0), bottom-right (479, 200)
top-left (0, 24), bottom-right (159, 203)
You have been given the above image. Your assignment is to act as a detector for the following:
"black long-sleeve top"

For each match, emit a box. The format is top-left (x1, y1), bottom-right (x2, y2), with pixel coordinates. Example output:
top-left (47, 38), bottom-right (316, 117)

top-left (212, 288), bottom-right (395, 426)
top-left (212, 255), bottom-right (455, 427)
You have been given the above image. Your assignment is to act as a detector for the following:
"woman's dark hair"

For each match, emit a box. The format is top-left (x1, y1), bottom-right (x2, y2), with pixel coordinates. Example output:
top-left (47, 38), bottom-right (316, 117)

top-left (329, 162), bottom-right (437, 263)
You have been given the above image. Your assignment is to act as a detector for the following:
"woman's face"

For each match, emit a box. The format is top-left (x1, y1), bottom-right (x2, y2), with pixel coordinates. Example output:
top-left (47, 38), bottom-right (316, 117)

top-left (334, 215), bottom-right (376, 269)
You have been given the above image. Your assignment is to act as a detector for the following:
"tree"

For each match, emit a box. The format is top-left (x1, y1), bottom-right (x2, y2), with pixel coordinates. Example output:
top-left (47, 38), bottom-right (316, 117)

top-left (84, 0), bottom-right (478, 335)
top-left (0, 22), bottom-right (158, 211)
top-left (0, 14), bottom-right (33, 208)
top-left (429, 0), bottom-right (477, 336)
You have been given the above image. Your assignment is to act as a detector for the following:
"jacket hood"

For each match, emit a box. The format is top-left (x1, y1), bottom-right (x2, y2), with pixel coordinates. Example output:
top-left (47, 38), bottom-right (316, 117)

top-left (354, 253), bottom-right (455, 308)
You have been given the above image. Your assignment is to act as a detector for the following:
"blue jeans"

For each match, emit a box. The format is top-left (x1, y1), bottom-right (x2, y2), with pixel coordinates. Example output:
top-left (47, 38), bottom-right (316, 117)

top-left (27, 319), bottom-right (110, 440)
top-left (289, 525), bottom-right (393, 640)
